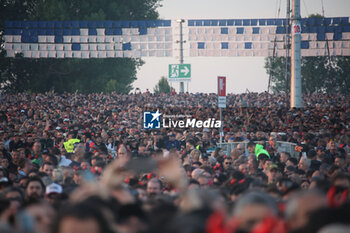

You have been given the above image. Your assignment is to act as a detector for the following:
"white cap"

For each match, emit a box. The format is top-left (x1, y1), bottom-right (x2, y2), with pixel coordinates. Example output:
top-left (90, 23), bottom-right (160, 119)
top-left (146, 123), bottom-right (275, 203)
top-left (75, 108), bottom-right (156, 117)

top-left (45, 183), bottom-right (62, 195)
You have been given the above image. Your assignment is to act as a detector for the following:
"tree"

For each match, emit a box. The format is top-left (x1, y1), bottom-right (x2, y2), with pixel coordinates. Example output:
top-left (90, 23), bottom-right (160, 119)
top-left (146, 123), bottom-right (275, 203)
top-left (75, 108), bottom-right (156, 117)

top-left (0, 0), bottom-right (161, 93)
top-left (265, 56), bottom-right (290, 93)
top-left (154, 76), bottom-right (171, 94)
top-left (265, 14), bottom-right (350, 95)
top-left (265, 55), bottom-right (350, 95)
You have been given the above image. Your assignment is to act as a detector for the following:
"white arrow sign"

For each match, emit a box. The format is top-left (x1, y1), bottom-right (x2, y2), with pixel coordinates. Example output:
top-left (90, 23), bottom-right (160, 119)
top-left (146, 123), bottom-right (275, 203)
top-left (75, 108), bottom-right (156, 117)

top-left (180, 66), bottom-right (189, 76)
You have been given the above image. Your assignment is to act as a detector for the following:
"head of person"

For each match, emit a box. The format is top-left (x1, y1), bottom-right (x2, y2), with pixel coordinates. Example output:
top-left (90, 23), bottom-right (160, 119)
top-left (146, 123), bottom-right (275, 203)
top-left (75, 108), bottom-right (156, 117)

top-left (53, 201), bottom-right (115, 233)
top-left (247, 141), bottom-right (256, 154)
top-left (42, 162), bottom-right (54, 177)
top-left (25, 177), bottom-right (45, 201)
top-left (223, 157), bottom-right (233, 170)
top-left (19, 200), bottom-right (56, 233)
top-left (18, 158), bottom-right (33, 175)
top-left (236, 143), bottom-right (246, 155)
top-left (298, 156), bottom-right (311, 172)
top-left (2, 186), bottom-right (25, 211)
top-left (286, 157), bottom-right (298, 168)
top-left (269, 136), bottom-right (276, 148)
top-left (199, 154), bottom-right (210, 167)
top-left (334, 155), bottom-right (346, 169)
top-left (146, 178), bottom-right (162, 197)
top-left (52, 168), bottom-right (64, 184)
top-left (0, 157), bottom-right (10, 169)
top-left (266, 164), bottom-right (279, 184)
top-left (331, 172), bottom-right (350, 190)
top-left (186, 139), bottom-right (195, 151)
top-left (280, 152), bottom-right (291, 164)
top-left (32, 142), bottom-right (42, 154)
top-left (239, 163), bottom-right (249, 174)
top-left (45, 183), bottom-right (63, 205)
top-left (285, 190), bottom-right (327, 231)
top-left (11, 149), bottom-right (21, 164)
top-left (168, 133), bottom-right (176, 141)
top-left (232, 191), bottom-right (278, 232)
top-left (197, 174), bottom-right (210, 188)
top-left (117, 145), bottom-right (129, 159)
top-left (190, 149), bottom-right (201, 162)
top-left (74, 144), bottom-right (85, 162)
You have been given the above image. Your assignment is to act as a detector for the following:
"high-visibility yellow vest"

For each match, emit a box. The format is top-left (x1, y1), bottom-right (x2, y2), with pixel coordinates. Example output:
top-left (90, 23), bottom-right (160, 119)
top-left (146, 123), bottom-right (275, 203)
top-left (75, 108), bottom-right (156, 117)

top-left (63, 139), bottom-right (80, 153)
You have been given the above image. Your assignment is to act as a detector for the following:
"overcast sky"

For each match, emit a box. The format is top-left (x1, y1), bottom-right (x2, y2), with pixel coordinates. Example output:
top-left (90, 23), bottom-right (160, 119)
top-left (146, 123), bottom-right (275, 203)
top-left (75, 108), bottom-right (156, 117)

top-left (134, 0), bottom-right (350, 94)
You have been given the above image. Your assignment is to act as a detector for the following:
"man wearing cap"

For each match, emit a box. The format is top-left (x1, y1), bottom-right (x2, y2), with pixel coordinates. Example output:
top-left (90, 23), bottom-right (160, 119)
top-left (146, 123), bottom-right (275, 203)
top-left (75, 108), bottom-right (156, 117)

top-left (165, 133), bottom-right (180, 151)
top-left (266, 164), bottom-right (280, 184)
top-left (247, 141), bottom-right (270, 160)
top-left (45, 183), bottom-right (63, 205)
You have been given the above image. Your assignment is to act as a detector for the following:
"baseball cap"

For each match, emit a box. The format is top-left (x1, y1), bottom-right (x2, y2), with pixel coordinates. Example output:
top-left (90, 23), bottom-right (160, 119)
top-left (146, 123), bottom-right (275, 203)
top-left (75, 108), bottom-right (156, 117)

top-left (0, 177), bottom-right (9, 183)
top-left (268, 164), bottom-right (279, 172)
top-left (45, 183), bottom-right (63, 195)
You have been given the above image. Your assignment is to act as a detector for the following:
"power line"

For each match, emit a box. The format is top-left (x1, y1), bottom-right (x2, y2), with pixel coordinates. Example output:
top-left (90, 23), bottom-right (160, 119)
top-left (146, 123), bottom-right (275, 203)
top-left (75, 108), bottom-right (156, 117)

top-left (302, 0), bottom-right (309, 17)
top-left (321, 0), bottom-right (325, 16)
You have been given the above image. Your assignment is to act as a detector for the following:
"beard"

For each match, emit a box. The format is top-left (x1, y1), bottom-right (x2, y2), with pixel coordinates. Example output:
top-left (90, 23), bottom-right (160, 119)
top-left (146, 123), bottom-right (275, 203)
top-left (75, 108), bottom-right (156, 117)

top-left (27, 193), bottom-right (43, 202)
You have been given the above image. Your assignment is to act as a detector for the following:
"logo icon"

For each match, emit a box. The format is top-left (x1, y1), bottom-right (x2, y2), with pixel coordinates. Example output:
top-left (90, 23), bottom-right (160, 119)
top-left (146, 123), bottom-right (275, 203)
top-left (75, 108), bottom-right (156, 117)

top-left (143, 110), bottom-right (161, 129)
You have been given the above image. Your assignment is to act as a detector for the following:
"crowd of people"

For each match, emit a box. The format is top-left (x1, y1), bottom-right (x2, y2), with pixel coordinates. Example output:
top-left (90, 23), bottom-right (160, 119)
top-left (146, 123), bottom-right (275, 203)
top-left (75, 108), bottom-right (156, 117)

top-left (0, 91), bottom-right (349, 233)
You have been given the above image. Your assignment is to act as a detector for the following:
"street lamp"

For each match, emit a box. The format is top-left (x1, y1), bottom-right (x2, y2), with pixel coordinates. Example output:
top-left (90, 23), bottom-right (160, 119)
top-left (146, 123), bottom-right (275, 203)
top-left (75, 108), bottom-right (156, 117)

top-left (176, 19), bottom-right (185, 93)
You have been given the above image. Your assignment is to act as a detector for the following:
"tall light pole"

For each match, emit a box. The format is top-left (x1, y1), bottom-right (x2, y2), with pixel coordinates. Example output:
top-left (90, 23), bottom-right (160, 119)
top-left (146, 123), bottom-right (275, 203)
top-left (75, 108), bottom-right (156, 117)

top-left (177, 19), bottom-right (185, 93)
top-left (291, 0), bottom-right (303, 108)
top-left (285, 0), bottom-right (290, 96)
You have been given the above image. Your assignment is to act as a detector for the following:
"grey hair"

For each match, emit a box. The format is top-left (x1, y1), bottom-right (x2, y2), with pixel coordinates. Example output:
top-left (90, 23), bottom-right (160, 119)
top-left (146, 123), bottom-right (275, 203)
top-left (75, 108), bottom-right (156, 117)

top-left (301, 154), bottom-right (311, 167)
top-left (232, 191), bottom-right (278, 216)
top-left (208, 156), bottom-right (217, 166)
top-left (191, 168), bottom-right (204, 180)
top-left (285, 190), bottom-right (325, 220)
top-left (52, 168), bottom-right (63, 184)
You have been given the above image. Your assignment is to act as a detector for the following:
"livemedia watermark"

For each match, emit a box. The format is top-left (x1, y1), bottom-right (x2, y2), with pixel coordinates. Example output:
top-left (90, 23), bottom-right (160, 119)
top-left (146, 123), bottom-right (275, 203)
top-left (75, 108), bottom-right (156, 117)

top-left (143, 110), bottom-right (221, 129)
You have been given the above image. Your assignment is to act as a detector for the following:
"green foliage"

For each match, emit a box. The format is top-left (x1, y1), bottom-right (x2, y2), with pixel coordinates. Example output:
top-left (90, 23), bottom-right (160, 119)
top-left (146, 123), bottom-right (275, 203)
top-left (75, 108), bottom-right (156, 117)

top-left (154, 76), bottom-right (171, 94)
top-left (265, 14), bottom-right (350, 95)
top-left (0, 0), bottom-right (161, 93)
top-left (265, 57), bottom-right (290, 93)
top-left (265, 56), bottom-right (350, 94)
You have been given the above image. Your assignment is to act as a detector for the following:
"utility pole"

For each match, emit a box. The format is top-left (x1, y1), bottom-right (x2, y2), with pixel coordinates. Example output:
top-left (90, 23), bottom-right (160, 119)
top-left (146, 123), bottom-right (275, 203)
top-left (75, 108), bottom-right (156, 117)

top-left (177, 19), bottom-right (185, 93)
top-left (291, 0), bottom-right (303, 108)
top-left (285, 0), bottom-right (290, 96)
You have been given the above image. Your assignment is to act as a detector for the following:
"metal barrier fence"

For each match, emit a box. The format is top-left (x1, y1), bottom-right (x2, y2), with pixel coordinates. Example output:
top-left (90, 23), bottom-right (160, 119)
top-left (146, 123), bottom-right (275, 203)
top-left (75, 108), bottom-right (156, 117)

top-left (217, 141), bottom-right (298, 158)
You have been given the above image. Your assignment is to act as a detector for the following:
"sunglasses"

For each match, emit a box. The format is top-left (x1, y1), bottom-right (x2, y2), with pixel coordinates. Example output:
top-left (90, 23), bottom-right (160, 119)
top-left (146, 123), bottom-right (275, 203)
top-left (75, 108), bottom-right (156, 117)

top-left (225, 162), bottom-right (232, 165)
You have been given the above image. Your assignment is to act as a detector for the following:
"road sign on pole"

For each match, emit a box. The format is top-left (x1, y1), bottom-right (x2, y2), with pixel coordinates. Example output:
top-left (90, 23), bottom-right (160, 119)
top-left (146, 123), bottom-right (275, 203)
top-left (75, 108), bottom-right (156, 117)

top-left (168, 64), bottom-right (191, 82)
top-left (218, 76), bottom-right (226, 144)
top-left (218, 76), bottom-right (226, 108)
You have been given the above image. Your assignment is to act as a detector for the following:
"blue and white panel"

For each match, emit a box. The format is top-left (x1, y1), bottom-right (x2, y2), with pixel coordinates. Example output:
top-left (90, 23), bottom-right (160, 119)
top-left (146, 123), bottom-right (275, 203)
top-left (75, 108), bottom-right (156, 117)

top-left (4, 20), bottom-right (173, 58)
top-left (4, 18), bottom-right (350, 58)
top-left (187, 17), bottom-right (350, 57)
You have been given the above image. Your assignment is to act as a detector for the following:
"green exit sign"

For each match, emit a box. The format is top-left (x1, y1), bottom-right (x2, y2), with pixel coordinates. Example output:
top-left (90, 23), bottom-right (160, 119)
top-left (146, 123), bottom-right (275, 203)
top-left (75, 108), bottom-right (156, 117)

top-left (168, 64), bottom-right (191, 81)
